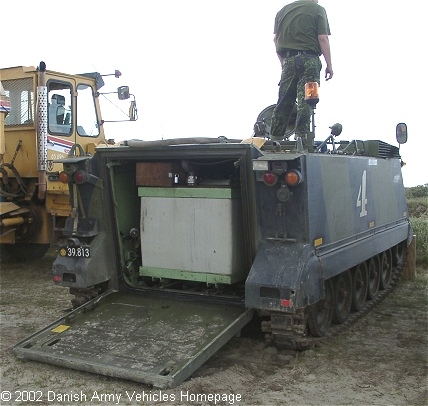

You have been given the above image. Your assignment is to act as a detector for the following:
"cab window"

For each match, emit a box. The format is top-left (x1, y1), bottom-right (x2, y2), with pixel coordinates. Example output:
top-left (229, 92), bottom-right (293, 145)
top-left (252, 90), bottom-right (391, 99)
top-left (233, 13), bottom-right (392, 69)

top-left (76, 83), bottom-right (99, 137)
top-left (48, 81), bottom-right (72, 135)
top-left (3, 78), bottom-right (34, 127)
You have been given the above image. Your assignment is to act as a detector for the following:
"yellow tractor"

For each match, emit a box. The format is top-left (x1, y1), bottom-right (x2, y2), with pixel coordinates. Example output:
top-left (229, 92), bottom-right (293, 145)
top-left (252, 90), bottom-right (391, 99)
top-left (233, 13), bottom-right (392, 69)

top-left (0, 61), bottom-right (136, 259)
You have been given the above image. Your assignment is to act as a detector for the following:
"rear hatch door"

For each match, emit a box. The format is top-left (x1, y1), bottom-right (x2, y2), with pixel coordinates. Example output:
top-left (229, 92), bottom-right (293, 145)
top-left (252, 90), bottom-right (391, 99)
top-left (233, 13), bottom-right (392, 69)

top-left (14, 290), bottom-right (252, 388)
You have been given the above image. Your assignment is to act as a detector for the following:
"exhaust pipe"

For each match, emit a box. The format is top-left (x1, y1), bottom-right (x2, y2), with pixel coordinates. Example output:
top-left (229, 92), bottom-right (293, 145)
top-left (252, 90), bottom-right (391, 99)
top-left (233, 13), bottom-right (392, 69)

top-left (36, 62), bottom-right (48, 201)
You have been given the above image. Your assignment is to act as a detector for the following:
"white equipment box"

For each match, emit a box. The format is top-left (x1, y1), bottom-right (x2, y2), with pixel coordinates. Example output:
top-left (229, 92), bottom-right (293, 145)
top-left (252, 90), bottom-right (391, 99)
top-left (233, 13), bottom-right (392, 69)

top-left (138, 187), bottom-right (247, 284)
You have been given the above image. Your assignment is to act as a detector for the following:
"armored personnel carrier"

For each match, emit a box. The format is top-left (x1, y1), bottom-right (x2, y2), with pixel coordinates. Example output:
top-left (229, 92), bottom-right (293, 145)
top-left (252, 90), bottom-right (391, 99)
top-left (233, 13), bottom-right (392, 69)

top-left (14, 95), bottom-right (411, 388)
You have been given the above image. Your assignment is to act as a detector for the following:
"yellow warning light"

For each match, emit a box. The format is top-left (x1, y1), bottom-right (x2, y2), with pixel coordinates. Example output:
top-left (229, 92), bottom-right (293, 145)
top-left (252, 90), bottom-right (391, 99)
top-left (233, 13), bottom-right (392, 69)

top-left (304, 82), bottom-right (319, 107)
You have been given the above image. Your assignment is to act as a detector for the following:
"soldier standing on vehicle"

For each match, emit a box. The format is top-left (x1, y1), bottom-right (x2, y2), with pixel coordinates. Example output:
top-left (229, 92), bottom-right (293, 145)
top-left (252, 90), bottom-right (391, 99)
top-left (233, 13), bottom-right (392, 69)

top-left (270, 0), bottom-right (333, 141)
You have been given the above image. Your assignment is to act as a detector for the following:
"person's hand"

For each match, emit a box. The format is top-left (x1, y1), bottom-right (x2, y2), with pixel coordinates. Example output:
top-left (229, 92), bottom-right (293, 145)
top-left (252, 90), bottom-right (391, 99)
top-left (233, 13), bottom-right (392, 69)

top-left (325, 66), bottom-right (333, 80)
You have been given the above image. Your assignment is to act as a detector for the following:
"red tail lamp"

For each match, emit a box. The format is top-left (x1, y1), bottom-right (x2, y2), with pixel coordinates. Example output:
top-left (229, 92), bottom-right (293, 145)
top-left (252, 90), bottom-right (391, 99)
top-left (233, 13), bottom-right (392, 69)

top-left (263, 171), bottom-right (278, 186)
top-left (59, 171), bottom-right (71, 183)
top-left (59, 170), bottom-right (89, 184)
top-left (73, 170), bottom-right (89, 184)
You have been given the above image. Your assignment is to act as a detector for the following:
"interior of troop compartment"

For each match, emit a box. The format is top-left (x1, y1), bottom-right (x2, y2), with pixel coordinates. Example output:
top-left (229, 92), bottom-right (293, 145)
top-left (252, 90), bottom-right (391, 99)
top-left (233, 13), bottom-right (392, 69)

top-left (108, 151), bottom-right (257, 297)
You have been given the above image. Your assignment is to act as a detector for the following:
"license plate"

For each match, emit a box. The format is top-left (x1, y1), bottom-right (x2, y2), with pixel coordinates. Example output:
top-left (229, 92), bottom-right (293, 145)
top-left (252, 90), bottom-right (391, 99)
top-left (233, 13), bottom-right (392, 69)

top-left (59, 246), bottom-right (91, 258)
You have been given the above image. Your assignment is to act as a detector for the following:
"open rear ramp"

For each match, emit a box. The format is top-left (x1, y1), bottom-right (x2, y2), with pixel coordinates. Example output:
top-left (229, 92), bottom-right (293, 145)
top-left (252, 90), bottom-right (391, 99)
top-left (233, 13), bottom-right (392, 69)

top-left (13, 291), bottom-right (252, 388)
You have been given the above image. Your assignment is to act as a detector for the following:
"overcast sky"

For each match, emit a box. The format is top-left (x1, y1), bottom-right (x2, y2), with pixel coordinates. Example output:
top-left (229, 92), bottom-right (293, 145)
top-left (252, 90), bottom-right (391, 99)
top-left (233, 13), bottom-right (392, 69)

top-left (2, 0), bottom-right (424, 187)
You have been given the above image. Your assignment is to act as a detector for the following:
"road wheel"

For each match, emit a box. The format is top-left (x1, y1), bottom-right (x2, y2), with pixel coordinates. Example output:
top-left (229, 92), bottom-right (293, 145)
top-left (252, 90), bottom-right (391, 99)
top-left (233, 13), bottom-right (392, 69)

top-left (333, 270), bottom-right (353, 324)
top-left (307, 279), bottom-right (334, 337)
top-left (351, 262), bottom-right (368, 311)
top-left (380, 249), bottom-right (393, 290)
top-left (367, 256), bottom-right (380, 300)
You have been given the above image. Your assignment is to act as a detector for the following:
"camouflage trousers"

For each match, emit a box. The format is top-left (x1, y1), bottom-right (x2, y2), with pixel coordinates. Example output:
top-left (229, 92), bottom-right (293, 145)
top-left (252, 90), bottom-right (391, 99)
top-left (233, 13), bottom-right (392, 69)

top-left (270, 54), bottom-right (322, 140)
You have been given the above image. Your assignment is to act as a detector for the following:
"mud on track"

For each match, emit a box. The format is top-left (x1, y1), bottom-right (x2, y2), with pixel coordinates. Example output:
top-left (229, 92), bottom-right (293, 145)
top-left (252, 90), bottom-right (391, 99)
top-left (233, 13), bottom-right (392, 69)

top-left (1, 249), bottom-right (427, 405)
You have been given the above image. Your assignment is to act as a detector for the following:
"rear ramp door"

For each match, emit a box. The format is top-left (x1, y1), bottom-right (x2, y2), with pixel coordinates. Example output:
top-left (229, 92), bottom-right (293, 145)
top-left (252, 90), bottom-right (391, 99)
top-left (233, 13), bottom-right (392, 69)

top-left (14, 291), bottom-right (252, 388)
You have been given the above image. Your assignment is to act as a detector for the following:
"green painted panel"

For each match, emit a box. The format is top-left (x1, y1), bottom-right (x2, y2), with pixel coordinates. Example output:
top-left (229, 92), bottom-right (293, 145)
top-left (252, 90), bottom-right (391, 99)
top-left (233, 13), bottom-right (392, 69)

top-left (139, 266), bottom-right (248, 284)
top-left (138, 187), bottom-right (240, 199)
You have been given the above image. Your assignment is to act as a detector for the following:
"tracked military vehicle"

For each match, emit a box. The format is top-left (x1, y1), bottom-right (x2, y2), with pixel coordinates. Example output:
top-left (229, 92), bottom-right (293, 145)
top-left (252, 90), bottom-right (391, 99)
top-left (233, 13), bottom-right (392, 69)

top-left (14, 94), bottom-right (411, 388)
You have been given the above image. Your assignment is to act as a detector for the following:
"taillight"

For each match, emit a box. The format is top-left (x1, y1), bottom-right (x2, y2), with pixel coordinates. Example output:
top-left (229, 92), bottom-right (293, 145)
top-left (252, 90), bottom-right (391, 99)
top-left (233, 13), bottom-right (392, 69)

top-left (59, 169), bottom-right (90, 184)
top-left (73, 170), bottom-right (89, 184)
top-left (281, 299), bottom-right (292, 307)
top-left (263, 171), bottom-right (278, 186)
top-left (284, 169), bottom-right (303, 186)
top-left (59, 171), bottom-right (71, 183)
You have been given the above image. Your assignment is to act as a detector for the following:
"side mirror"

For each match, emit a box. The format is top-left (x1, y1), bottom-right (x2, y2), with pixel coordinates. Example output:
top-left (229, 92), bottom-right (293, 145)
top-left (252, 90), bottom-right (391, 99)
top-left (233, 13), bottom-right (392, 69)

top-left (396, 123), bottom-right (408, 144)
top-left (117, 86), bottom-right (130, 100)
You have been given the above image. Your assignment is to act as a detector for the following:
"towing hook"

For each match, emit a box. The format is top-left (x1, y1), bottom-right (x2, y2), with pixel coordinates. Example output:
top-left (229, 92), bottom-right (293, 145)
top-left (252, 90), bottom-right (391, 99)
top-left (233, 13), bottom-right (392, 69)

top-left (68, 237), bottom-right (80, 247)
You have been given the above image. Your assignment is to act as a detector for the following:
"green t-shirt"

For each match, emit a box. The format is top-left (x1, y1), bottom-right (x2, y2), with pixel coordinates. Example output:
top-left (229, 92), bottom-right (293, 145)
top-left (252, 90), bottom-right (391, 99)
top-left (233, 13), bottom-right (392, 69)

top-left (274, 0), bottom-right (331, 56)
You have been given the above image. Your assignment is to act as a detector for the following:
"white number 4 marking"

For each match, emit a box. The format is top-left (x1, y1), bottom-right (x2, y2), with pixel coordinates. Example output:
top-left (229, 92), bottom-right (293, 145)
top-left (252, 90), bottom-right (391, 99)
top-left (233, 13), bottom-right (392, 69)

top-left (357, 170), bottom-right (368, 217)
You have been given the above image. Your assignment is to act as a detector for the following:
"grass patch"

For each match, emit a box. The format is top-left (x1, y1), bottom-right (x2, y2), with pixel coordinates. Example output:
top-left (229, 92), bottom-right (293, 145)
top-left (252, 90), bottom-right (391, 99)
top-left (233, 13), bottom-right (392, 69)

top-left (411, 217), bottom-right (428, 268)
top-left (407, 184), bottom-right (428, 267)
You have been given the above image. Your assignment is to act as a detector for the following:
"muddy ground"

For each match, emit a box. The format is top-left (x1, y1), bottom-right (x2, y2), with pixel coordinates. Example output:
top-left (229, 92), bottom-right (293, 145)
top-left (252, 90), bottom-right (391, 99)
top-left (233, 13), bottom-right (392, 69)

top-left (0, 249), bottom-right (427, 406)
